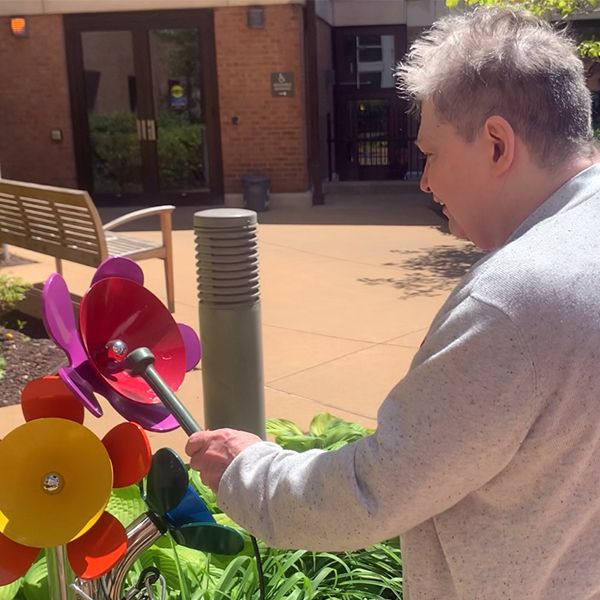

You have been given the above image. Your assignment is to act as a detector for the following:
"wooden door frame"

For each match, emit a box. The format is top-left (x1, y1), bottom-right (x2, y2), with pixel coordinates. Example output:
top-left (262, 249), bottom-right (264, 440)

top-left (64, 9), bottom-right (223, 203)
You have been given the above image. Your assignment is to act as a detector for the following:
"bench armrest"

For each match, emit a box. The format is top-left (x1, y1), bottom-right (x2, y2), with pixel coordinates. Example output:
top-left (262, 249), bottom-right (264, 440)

top-left (102, 205), bottom-right (176, 231)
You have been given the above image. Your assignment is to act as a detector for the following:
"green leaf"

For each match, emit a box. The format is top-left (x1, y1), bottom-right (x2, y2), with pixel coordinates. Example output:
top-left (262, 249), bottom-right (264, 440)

top-left (21, 555), bottom-right (48, 600)
top-left (266, 418), bottom-right (304, 437)
top-left (188, 470), bottom-right (218, 513)
top-left (106, 484), bottom-right (147, 527)
top-left (275, 434), bottom-right (324, 452)
top-left (137, 545), bottom-right (183, 592)
top-left (308, 413), bottom-right (341, 436)
top-left (270, 571), bottom-right (308, 600)
top-left (168, 536), bottom-right (191, 600)
top-left (0, 579), bottom-right (22, 600)
top-left (213, 555), bottom-right (252, 596)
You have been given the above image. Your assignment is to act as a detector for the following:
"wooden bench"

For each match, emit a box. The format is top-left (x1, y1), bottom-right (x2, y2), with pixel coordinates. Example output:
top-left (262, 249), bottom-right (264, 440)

top-left (0, 179), bottom-right (176, 312)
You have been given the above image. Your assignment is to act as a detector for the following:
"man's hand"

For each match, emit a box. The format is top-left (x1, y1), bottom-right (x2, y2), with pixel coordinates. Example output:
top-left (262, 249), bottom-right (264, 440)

top-left (185, 428), bottom-right (262, 493)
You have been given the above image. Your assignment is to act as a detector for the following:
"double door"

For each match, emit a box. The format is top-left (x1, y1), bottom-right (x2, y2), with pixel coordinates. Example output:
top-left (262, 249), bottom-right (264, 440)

top-left (65, 10), bottom-right (222, 203)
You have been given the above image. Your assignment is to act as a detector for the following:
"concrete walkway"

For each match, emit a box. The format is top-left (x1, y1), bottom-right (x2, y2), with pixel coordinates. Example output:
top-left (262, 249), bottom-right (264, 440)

top-left (0, 186), bottom-right (485, 457)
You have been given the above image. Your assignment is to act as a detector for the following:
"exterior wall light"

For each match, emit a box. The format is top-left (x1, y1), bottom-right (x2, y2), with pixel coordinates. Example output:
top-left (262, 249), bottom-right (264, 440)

top-left (10, 17), bottom-right (28, 38)
top-left (247, 6), bottom-right (265, 29)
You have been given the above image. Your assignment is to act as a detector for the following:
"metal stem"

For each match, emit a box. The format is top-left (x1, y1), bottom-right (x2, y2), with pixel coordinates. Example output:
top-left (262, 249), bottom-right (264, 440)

top-left (46, 546), bottom-right (75, 600)
top-left (100, 514), bottom-right (163, 600)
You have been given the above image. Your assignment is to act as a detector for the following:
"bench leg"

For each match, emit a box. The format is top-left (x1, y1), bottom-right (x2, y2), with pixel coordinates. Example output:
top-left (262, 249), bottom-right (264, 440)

top-left (160, 211), bottom-right (175, 313)
top-left (55, 257), bottom-right (63, 275)
top-left (164, 256), bottom-right (175, 313)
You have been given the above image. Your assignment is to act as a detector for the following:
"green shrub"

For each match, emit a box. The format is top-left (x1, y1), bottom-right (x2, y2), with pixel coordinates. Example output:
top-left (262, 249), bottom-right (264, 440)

top-left (89, 111), bottom-right (141, 194)
top-left (0, 275), bottom-right (31, 314)
top-left (157, 111), bottom-right (204, 189)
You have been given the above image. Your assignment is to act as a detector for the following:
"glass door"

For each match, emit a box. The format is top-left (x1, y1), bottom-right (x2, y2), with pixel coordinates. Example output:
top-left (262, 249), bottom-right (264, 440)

top-left (65, 11), bottom-right (222, 204)
top-left (81, 30), bottom-right (143, 194)
top-left (149, 28), bottom-right (208, 192)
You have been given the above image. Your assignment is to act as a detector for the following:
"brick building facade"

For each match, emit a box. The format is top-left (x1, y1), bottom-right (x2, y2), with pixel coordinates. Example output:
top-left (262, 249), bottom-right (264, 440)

top-left (0, 0), bottom-right (450, 208)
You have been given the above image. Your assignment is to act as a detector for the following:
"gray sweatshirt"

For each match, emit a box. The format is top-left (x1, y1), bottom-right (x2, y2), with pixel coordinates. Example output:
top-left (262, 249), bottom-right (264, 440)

top-left (218, 164), bottom-right (600, 599)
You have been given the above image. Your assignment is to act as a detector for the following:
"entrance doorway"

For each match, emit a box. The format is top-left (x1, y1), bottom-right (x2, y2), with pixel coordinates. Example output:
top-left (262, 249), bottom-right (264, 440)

top-left (332, 26), bottom-right (422, 181)
top-left (64, 10), bottom-right (222, 204)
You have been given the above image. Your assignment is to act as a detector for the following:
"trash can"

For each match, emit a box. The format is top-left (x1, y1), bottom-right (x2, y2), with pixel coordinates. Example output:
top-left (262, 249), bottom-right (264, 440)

top-left (242, 175), bottom-right (270, 212)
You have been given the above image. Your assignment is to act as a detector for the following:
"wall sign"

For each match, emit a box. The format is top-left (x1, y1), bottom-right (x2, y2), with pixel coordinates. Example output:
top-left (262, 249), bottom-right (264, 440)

top-left (271, 72), bottom-right (294, 97)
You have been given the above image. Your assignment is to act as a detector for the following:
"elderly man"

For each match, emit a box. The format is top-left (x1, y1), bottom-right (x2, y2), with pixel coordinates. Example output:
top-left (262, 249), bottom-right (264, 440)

top-left (187, 8), bottom-right (600, 598)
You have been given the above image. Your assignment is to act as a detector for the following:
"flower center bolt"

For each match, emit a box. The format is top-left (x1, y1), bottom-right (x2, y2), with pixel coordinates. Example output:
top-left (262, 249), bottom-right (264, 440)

top-left (106, 339), bottom-right (129, 363)
top-left (42, 472), bottom-right (64, 494)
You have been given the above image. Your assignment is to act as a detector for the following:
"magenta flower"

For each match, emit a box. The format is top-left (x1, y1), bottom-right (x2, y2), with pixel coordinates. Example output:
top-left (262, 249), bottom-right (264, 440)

top-left (41, 257), bottom-right (201, 431)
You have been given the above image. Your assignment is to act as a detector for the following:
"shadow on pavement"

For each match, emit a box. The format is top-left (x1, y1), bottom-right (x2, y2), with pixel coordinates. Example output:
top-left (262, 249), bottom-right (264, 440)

top-left (358, 244), bottom-right (487, 299)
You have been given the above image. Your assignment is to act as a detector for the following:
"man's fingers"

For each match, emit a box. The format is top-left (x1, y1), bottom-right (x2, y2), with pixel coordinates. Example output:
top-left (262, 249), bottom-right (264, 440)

top-left (185, 428), bottom-right (263, 494)
top-left (184, 430), bottom-right (211, 457)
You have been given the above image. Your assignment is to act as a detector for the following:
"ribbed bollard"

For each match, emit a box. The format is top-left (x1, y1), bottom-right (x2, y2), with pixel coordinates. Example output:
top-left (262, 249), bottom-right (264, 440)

top-left (193, 208), bottom-right (265, 438)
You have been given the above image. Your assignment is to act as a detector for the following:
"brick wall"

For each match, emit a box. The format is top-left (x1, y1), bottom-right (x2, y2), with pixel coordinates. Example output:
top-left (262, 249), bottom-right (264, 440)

top-left (214, 5), bottom-right (308, 194)
top-left (0, 15), bottom-right (76, 187)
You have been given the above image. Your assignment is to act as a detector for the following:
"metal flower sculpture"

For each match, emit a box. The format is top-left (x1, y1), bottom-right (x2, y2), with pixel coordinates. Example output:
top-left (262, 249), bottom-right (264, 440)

top-left (41, 257), bottom-right (201, 431)
top-left (0, 376), bottom-right (152, 585)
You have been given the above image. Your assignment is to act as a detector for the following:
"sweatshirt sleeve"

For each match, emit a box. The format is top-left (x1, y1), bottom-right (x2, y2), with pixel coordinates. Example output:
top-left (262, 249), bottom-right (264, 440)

top-left (216, 296), bottom-right (539, 551)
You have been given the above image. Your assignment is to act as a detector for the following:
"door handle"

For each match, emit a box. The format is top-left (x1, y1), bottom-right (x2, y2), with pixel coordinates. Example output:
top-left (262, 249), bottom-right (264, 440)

top-left (136, 119), bottom-right (156, 141)
top-left (136, 119), bottom-right (146, 141)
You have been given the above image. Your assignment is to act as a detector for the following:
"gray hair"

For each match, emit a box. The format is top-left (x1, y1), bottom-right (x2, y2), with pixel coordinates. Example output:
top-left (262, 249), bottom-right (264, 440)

top-left (396, 7), bottom-right (594, 167)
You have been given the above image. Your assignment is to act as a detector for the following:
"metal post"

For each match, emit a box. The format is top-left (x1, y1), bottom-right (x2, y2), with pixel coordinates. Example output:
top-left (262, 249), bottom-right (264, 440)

top-left (193, 208), bottom-right (265, 438)
top-left (46, 546), bottom-right (75, 600)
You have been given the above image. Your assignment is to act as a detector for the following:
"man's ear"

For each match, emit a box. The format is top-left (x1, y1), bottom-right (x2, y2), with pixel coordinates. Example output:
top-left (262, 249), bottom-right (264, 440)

top-left (483, 116), bottom-right (515, 174)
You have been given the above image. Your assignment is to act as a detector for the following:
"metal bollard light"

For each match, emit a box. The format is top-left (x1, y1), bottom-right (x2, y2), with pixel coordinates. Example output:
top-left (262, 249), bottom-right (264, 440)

top-left (193, 208), bottom-right (265, 438)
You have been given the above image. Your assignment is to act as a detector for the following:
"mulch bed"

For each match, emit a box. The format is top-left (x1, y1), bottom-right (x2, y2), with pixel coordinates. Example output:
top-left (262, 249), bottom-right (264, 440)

top-left (0, 252), bottom-right (67, 406)
top-left (0, 310), bottom-right (67, 407)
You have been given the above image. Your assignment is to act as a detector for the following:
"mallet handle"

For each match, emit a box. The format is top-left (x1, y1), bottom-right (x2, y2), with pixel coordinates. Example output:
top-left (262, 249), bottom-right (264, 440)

top-left (126, 347), bottom-right (202, 435)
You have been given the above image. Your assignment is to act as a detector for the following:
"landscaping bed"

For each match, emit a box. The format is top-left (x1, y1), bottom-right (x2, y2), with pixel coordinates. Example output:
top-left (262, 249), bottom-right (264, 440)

top-left (0, 310), bottom-right (66, 407)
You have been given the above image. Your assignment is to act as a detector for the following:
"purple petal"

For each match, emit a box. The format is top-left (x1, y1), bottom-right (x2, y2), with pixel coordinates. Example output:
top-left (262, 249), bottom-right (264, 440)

top-left (92, 257), bottom-right (144, 287)
top-left (59, 364), bottom-right (103, 417)
top-left (178, 323), bottom-right (201, 371)
top-left (42, 274), bottom-right (86, 365)
top-left (60, 361), bottom-right (180, 431)
top-left (103, 391), bottom-right (180, 432)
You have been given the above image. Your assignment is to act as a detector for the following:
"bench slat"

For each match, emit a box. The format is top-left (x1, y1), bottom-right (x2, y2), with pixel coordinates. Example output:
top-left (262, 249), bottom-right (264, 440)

top-left (106, 234), bottom-right (160, 254)
top-left (0, 214), bottom-right (26, 231)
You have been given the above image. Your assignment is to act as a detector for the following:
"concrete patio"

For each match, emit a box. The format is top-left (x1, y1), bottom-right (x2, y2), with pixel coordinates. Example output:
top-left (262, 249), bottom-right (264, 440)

top-left (0, 184), bottom-right (485, 457)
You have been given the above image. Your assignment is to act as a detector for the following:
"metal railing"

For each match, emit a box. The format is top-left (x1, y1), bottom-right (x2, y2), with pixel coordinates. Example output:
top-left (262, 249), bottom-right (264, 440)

top-left (326, 113), bottom-right (425, 181)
